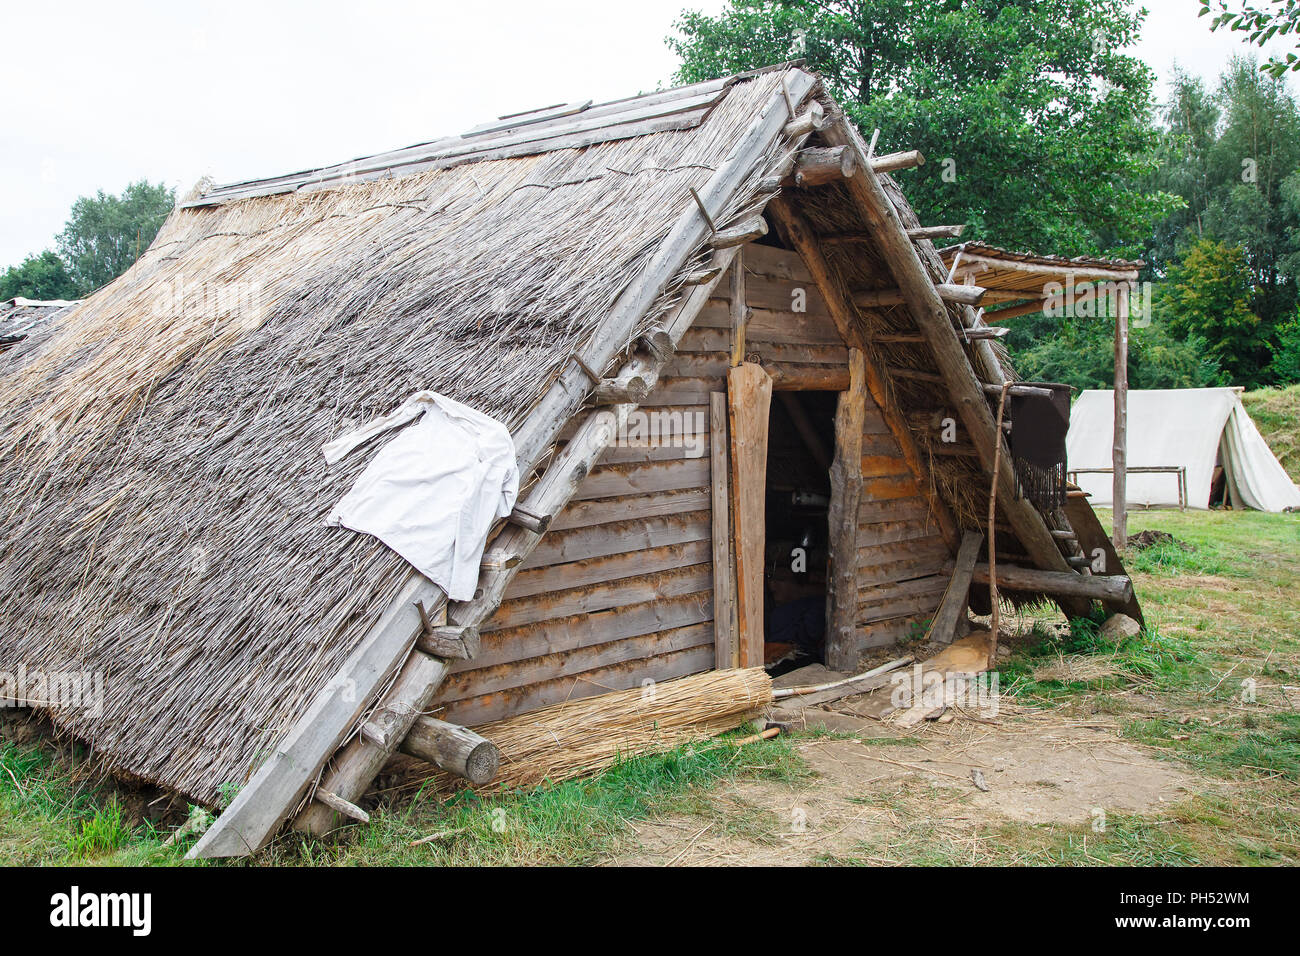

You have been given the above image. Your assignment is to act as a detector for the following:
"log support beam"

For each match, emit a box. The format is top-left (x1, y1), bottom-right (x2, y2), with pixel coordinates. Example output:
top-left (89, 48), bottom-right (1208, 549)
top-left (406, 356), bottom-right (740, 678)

top-left (401, 717), bottom-right (500, 785)
top-left (972, 563), bottom-right (1133, 604)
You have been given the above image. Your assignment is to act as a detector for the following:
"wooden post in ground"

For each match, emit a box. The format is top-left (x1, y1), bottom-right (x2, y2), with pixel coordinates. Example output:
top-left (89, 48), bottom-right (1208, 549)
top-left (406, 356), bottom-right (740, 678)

top-left (1113, 287), bottom-right (1129, 550)
top-left (825, 349), bottom-right (867, 671)
top-left (727, 363), bottom-right (772, 668)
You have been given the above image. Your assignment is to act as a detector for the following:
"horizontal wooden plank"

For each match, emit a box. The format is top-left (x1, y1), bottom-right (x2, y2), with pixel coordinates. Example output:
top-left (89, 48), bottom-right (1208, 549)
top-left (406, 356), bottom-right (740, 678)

top-left (666, 343), bottom-right (848, 369)
top-left (856, 615), bottom-right (934, 650)
top-left (857, 520), bottom-right (947, 549)
top-left (483, 562), bottom-right (713, 633)
top-left (522, 511), bottom-right (709, 568)
top-left (439, 642), bottom-right (715, 727)
top-left (857, 555), bottom-right (955, 588)
top-left (861, 474), bottom-right (920, 500)
top-left (693, 303), bottom-right (843, 344)
top-left (504, 539), bottom-right (712, 599)
top-left (600, 438), bottom-right (710, 464)
top-left (550, 488), bottom-right (712, 531)
top-left (861, 432), bottom-right (906, 457)
top-left (573, 459), bottom-right (711, 500)
top-left (742, 243), bottom-right (814, 283)
top-left (440, 615), bottom-right (714, 701)
top-left (857, 584), bottom-right (948, 625)
top-left (860, 455), bottom-right (913, 478)
top-left (857, 496), bottom-right (932, 525)
top-left (641, 379), bottom-right (721, 406)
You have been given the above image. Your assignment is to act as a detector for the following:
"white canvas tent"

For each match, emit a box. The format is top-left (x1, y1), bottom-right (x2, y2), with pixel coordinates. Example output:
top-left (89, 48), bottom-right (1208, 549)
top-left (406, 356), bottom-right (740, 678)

top-left (1067, 388), bottom-right (1300, 512)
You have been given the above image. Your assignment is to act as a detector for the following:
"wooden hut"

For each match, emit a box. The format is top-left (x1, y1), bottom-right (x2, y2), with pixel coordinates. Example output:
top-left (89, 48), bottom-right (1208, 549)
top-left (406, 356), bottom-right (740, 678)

top-left (0, 65), bottom-right (1136, 857)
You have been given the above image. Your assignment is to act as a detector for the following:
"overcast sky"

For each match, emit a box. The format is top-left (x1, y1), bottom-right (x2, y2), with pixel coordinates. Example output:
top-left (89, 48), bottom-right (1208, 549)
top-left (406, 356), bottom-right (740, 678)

top-left (2, 0), bottom-right (1296, 266)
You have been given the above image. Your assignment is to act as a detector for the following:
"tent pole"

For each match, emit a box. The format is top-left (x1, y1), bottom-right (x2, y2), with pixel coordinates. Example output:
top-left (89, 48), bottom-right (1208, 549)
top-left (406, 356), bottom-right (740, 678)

top-left (1112, 288), bottom-right (1129, 550)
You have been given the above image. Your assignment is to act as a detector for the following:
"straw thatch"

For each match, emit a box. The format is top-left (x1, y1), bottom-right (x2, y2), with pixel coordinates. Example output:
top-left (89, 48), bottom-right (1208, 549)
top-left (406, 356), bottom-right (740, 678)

top-left (0, 72), bottom-right (791, 804)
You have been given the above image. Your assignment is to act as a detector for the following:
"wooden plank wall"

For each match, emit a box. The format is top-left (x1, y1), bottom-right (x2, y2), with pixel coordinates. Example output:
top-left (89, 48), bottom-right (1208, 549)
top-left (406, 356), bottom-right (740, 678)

top-left (435, 243), bottom-right (946, 725)
top-left (856, 395), bottom-right (955, 649)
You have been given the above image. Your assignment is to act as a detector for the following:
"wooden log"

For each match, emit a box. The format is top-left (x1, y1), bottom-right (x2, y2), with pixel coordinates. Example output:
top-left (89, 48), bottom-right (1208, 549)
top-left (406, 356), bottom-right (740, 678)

top-left (415, 624), bottom-right (480, 661)
top-left (711, 216), bottom-right (768, 249)
top-left (710, 392), bottom-right (738, 669)
top-left (817, 118), bottom-right (1085, 616)
top-left (826, 349), bottom-right (867, 671)
top-left (683, 266), bottom-right (723, 286)
top-left (925, 531), bottom-right (982, 644)
top-left (971, 563), bottom-right (1133, 603)
top-left (728, 363), bottom-right (772, 668)
top-left (981, 297), bottom-right (1051, 321)
top-left (906, 225), bottom-right (966, 240)
top-left (1063, 493), bottom-right (1144, 626)
top-left (766, 197), bottom-right (961, 553)
top-left (854, 283), bottom-right (987, 309)
top-left (794, 145), bottom-right (857, 187)
top-left (401, 717), bottom-right (500, 785)
top-left (729, 251), bottom-right (748, 366)
top-left (870, 150), bottom-right (925, 173)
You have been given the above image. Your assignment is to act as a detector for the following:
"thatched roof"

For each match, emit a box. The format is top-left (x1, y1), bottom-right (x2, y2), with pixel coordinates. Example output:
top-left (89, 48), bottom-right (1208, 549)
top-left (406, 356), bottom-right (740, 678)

top-left (0, 69), bottom-right (795, 802)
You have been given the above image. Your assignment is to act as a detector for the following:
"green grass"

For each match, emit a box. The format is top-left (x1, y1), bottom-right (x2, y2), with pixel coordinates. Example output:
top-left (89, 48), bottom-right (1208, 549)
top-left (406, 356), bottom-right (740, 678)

top-left (0, 727), bottom-right (807, 866)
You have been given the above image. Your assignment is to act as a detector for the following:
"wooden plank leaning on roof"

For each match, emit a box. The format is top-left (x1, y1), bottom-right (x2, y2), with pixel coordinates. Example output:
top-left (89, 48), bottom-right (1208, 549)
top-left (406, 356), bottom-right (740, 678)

top-left (815, 118), bottom-right (1090, 619)
top-left (188, 69), bottom-right (822, 858)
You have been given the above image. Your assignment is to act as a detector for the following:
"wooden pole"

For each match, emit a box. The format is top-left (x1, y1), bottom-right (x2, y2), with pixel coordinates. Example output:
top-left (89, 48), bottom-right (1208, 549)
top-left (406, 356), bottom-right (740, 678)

top-left (1113, 288), bottom-right (1129, 550)
top-left (826, 349), bottom-right (867, 671)
top-left (727, 363), bottom-right (773, 668)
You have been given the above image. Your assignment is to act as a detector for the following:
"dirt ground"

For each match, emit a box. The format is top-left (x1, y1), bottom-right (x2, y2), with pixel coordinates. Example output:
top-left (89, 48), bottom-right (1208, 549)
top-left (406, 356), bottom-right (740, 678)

top-left (611, 711), bottom-right (1197, 866)
top-left (611, 634), bottom-right (1199, 866)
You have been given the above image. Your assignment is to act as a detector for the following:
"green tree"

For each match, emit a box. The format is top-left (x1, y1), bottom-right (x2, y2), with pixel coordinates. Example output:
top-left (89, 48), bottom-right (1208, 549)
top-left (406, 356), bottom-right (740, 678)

top-left (1159, 237), bottom-right (1267, 383)
top-left (669, 0), bottom-right (1171, 255)
top-left (56, 180), bottom-right (175, 294)
top-left (1201, 0), bottom-right (1300, 77)
top-left (1010, 312), bottom-right (1223, 390)
top-left (1270, 308), bottom-right (1300, 382)
top-left (0, 251), bottom-right (79, 302)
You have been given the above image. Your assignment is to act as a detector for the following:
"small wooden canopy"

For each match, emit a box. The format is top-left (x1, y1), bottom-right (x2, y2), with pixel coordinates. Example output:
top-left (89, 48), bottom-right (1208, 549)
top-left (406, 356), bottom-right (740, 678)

top-left (939, 242), bottom-right (1142, 322)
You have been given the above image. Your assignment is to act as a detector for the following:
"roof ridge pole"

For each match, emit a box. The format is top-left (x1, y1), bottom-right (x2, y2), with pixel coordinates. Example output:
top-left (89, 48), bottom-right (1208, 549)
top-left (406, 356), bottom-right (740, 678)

top-left (816, 118), bottom-right (1090, 619)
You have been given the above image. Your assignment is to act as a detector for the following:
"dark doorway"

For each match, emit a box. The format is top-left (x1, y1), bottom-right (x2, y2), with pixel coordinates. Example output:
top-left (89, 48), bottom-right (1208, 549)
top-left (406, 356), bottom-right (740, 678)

top-left (763, 390), bottom-right (837, 674)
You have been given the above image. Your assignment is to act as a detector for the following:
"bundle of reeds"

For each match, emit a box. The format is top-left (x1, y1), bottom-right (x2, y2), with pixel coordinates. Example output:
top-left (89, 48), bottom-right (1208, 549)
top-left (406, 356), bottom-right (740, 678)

top-left (408, 668), bottom-right (772, 793)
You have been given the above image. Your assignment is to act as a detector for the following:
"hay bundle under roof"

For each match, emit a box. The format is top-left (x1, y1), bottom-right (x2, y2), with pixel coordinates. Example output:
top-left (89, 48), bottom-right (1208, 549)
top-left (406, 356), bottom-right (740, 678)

top-left (0, 72), bottom-right (789, 803)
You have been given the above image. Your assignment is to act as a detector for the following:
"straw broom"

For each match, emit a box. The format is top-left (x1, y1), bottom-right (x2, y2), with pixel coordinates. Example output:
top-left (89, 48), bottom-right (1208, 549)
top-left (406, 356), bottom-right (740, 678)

top-left (409, 667), bottom-right (773, 793)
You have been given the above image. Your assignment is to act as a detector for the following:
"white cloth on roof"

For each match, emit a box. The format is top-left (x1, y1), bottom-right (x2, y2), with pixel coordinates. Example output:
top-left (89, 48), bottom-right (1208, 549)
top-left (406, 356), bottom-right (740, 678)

top-left (323, 391), bottom-right (519, 601)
